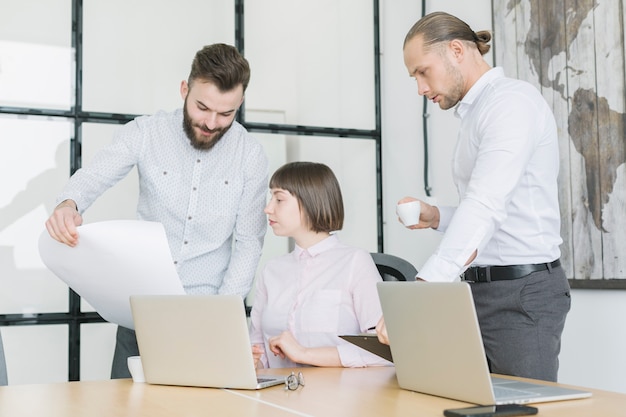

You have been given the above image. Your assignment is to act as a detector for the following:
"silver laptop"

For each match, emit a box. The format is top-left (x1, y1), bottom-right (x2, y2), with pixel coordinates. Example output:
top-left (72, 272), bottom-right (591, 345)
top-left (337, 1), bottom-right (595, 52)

top-left (130, 294), bottom-right (285, 389)
top-left (377, 281), bottom-right (592, 405)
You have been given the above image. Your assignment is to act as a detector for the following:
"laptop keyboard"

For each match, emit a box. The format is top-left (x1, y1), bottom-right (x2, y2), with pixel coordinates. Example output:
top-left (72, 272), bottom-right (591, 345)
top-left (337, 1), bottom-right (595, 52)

top-left (494, 385), bottom-right (540, 399)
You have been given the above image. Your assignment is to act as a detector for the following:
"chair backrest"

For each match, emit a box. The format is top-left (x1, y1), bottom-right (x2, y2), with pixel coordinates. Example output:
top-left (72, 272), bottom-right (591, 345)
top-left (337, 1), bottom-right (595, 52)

top-left (370, 253), bottom-right (418, 282)
top-left (0, 335), bottom-right (7, 385)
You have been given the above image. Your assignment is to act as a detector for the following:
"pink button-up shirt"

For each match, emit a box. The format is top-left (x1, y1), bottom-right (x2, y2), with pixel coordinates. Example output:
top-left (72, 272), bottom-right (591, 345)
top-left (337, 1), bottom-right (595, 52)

top-left (249, 235), bottom-right (391, 368)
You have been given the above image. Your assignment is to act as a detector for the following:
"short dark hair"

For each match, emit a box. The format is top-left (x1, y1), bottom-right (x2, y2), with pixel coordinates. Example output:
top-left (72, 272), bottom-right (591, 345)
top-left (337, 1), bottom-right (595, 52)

top-left (404, 11), bottom-right (491, 56)
top-left (269, 162), bottom-right (344, 233)
top-left (188, 43), bottom-right (251, 92)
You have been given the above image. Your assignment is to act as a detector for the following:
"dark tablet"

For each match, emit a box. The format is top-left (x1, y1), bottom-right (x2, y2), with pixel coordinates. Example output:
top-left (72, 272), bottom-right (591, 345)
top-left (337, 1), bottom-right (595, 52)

top-left (339, 334), bottom-right (393, 362)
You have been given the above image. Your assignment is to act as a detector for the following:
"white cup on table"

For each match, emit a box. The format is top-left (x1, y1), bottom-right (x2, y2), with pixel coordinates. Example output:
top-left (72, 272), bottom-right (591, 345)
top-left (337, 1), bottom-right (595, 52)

top-left (127, 356), bottom-right (145, 383)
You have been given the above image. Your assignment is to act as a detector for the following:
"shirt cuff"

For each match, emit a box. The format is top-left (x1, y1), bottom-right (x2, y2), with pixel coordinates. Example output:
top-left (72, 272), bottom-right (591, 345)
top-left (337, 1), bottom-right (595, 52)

top-left (418, 255), bottom-right (465, 282)
top-left (57, 193), bottom-right (84, 214)
top-left (436, 206), bottom-right (456, 231)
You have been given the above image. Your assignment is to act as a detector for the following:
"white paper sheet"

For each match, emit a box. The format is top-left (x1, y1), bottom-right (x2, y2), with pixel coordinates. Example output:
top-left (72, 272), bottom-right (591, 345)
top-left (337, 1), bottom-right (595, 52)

top-left (38, 220), bottom-right (185, 329)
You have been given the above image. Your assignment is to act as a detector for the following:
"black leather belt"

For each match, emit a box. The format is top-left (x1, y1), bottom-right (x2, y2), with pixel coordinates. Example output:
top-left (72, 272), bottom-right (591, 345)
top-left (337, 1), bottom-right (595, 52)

top-left (462, 259), bottom-right (561, 283)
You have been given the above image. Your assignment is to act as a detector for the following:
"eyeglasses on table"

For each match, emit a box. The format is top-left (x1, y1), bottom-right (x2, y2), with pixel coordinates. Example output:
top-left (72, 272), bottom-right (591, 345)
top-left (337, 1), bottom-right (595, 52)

top-left (284, 371), bottom-right (305, 391)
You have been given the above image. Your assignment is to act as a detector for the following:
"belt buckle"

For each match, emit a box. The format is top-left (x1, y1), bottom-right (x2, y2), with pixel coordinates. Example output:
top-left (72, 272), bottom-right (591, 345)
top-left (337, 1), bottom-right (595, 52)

top-left (463, 267), bottom-right (490, 283)
top-left (462, 268), bottom-right (474, 282)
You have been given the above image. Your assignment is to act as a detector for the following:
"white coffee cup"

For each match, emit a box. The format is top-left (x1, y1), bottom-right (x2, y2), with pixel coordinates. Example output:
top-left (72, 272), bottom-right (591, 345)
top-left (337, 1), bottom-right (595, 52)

top-left (396, 200), bottom-right (421, 226)
top-left (127, 356), bottom-right (145, 383)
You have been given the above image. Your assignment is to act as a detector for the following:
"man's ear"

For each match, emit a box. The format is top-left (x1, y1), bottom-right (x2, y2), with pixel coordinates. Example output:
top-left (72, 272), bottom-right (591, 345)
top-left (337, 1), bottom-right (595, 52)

top-left (180, 80), bottom-right (189, 100)
top-left (449, 39), bottom-right (465, 62)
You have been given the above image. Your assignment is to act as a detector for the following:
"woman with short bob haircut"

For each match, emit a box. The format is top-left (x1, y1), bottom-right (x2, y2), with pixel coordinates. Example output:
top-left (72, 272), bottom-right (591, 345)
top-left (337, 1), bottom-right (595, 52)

top-left (249, 161), bottom-right (390, 368)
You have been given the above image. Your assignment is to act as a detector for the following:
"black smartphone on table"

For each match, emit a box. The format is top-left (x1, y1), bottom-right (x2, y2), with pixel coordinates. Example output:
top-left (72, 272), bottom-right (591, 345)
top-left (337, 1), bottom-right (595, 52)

top-left (443, 404), bottom-right (538, 417)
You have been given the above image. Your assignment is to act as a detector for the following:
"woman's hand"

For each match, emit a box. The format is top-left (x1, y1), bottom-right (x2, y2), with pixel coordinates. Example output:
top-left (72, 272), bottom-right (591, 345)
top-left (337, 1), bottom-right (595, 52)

top-left (268, 331), bottom-right (305, 363)
top-left (375, 315), bottom-right (389, 345)
top-left (251, 344), bottom-right (265, 369)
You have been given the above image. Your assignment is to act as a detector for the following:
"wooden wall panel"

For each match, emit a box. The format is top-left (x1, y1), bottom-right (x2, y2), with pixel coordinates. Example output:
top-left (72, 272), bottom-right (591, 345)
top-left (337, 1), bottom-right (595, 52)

top-left (493, 0), bottom-right (626, 285)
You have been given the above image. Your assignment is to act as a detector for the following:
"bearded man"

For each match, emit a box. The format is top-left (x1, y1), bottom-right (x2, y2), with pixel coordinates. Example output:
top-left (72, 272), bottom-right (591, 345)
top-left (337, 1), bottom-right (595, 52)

top-left (45, 44), bottom-right (268, 378)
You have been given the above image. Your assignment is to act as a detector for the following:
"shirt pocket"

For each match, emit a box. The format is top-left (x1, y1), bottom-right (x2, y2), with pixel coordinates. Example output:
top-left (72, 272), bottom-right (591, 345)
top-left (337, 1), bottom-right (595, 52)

top-left (141, 164), bottom-right (184, 209)
top-left (300, 289), bottom-right (342, 333)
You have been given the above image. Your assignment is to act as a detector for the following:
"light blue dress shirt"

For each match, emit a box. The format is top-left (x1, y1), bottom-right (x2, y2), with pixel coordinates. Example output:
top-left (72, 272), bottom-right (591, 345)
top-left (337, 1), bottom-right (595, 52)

top-left (58, 108), bottom-right (268, 296)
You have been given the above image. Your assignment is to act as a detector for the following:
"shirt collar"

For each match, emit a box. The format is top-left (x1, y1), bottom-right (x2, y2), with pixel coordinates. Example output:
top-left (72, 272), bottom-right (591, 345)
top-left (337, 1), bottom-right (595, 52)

top-left (293, 234), bottom-right (339, 259)
top-left (455, 67), bottom-right (504, 119)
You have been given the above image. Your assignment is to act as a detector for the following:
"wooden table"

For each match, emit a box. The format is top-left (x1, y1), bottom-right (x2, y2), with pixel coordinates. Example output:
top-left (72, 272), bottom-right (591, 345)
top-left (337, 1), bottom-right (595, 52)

top-left (245, 367), bottom-right (625, 417)
top-left (0, 367), bottom-right (623, 417)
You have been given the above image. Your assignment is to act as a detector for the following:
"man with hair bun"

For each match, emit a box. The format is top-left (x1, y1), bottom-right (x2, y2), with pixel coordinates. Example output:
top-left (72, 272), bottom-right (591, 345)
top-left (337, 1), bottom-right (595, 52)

top-left (377, 12), bottom-right (569, 382)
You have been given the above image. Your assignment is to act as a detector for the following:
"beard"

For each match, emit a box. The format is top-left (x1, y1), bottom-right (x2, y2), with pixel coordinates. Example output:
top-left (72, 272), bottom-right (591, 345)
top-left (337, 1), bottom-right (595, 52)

top-left (182, 102), bottom-right (233, 150)
top-left (437, 57), bottom-right (465, 110)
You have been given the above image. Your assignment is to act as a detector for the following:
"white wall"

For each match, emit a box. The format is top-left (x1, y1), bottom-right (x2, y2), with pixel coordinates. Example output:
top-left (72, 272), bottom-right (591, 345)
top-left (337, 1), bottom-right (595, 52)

top-left (381, 0), bottom-right (626, 394)
top-left (560, 290), bottom-right (626, 393)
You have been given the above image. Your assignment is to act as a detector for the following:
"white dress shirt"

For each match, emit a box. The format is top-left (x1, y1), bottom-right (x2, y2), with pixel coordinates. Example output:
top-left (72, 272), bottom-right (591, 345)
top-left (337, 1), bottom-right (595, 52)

top-left (419, 67), bottom-right (562, 282)
top-left (57, 109), bottom-right (268, 296)
top-left (249, 235), bottom-right (391, 368)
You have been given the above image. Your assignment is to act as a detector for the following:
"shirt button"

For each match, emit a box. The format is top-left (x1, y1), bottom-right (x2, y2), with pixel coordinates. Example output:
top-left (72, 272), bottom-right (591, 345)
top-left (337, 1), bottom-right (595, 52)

top-left (184, 241), bottom-right (188, 245)
top-left (197, 159), bottom-right (201, 163)
top-left (163, 171), bottom-right (167, 175)
top-left (173, 261), bottom-right (178, 265)
top-left (188, 216), bottom-right (192, 220)
top-left (193, 187), bottom-right (197, 191)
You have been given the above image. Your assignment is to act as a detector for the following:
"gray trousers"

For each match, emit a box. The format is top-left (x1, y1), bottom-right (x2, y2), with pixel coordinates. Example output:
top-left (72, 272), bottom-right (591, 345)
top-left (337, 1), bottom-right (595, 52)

top-left (110, 326), bottom-right (139, 379)
top-left (469, 265), bottom-right (570, 382)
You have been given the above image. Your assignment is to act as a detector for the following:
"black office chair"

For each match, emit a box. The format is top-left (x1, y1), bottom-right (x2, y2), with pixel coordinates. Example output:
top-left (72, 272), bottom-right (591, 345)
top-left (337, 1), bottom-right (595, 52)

top-left (370, 253), bottom-right (418, 282)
